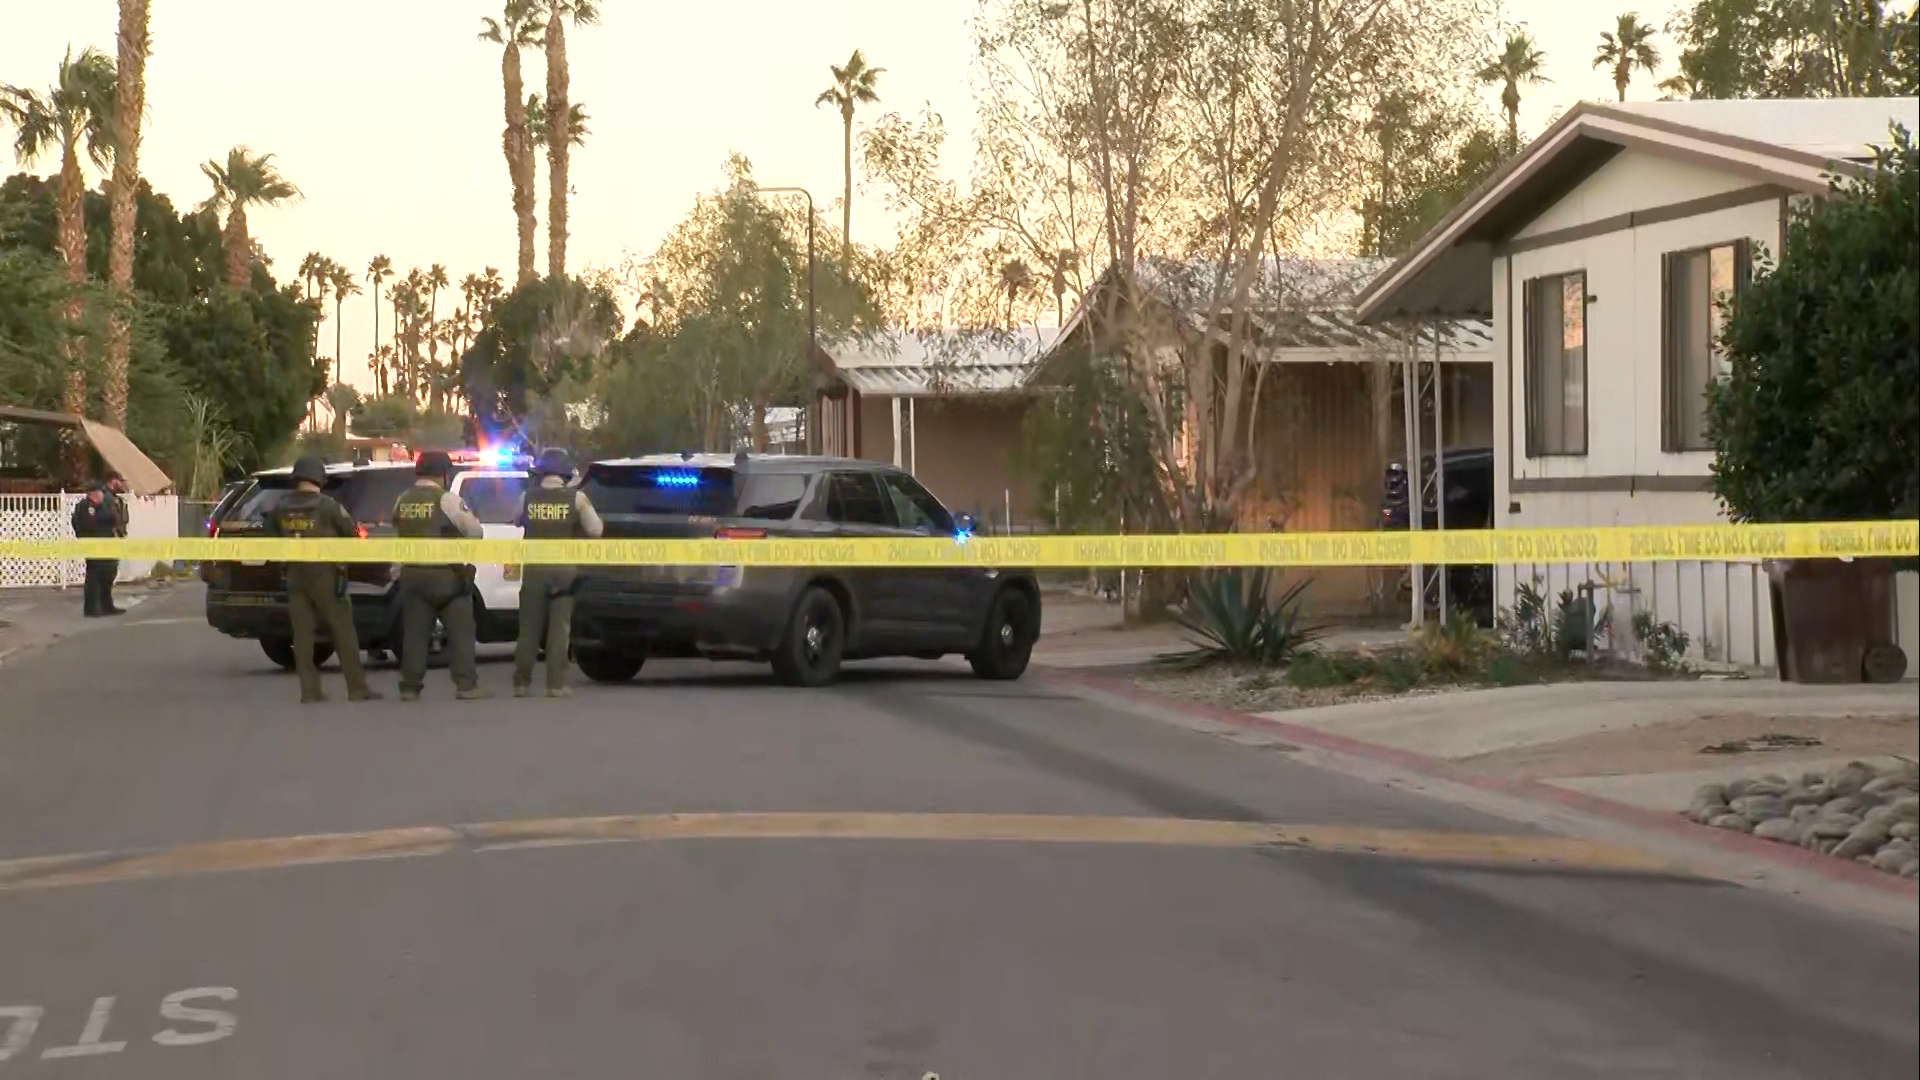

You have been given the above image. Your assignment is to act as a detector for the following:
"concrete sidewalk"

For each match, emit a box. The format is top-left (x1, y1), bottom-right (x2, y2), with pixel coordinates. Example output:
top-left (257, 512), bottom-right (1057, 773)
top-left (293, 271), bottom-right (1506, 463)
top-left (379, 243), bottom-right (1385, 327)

top-left (1257, 680), bottom-right (1919, 813)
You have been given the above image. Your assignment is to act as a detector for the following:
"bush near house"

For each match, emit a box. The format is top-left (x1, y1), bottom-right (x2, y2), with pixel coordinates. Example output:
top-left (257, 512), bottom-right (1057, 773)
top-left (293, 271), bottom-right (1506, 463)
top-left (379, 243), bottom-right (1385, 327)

top-left (1707, 127), bottom-right (1919, 523)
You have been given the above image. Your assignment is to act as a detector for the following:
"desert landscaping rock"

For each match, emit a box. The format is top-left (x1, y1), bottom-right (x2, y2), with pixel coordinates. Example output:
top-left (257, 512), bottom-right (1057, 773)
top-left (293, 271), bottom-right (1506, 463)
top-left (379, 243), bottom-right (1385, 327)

top-left (1688, 758), bottom-right (1920, 878)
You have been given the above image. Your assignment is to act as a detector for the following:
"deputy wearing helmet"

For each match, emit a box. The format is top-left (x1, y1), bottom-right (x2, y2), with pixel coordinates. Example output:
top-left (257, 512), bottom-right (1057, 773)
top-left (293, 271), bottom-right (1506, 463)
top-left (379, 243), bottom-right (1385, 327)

top-left (513, 448), bottom-right (604, 698)
top-left (391, 449), bottom-right (489, 701)
top-left (264, 455), bottom-right (381, 703)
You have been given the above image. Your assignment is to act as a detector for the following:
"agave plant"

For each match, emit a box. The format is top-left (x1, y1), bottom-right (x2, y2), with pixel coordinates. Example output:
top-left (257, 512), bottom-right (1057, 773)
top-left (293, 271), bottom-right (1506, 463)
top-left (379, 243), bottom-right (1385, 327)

top-left (1158, 568), bottom-right (1325, 669)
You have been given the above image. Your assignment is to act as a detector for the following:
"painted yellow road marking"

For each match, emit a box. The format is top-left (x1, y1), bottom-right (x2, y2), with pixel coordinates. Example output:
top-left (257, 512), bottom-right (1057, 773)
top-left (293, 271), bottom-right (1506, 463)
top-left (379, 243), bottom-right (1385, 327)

top-left (0, 814), bottom-right (1682, 895)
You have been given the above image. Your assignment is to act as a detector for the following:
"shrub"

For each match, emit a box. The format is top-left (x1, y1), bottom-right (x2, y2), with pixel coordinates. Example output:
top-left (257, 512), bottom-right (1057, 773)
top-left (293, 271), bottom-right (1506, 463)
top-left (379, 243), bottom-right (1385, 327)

top-left (1157, 569), bottom-right (1325, 669)
top-left (1707, 126), bottom-right (1918, 523)
top-left (1632, 610), bottom-right (1693, 674)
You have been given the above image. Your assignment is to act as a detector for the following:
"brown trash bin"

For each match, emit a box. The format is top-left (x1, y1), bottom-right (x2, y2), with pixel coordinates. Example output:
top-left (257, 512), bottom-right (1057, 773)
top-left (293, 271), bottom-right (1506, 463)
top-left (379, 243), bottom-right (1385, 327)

top-left (1766, 558), bottom-right (1902, 683)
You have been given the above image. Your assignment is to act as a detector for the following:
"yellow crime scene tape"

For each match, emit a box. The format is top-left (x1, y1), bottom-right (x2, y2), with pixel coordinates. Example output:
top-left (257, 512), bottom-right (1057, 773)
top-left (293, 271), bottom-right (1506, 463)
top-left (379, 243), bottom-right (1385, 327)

top-left (2, 521), bottom-right (1914, 568)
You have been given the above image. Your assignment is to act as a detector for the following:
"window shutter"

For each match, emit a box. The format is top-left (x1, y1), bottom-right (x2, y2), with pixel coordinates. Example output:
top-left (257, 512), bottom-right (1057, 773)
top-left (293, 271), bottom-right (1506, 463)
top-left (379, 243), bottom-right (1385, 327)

top-left (1521, 277), bottom-right (1538, 458)
top-left (1660, 253), bottom-right (1678, 453)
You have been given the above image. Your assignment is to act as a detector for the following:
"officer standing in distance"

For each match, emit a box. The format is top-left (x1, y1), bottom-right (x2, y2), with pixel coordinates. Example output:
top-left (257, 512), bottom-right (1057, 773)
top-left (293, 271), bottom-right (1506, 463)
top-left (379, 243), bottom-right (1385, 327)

top-left (391, 450), bottom-right (489, 701)
top-left (512, 448), bottom-right (604, 698)
top-left (265, 455), bottom-right (381, 703)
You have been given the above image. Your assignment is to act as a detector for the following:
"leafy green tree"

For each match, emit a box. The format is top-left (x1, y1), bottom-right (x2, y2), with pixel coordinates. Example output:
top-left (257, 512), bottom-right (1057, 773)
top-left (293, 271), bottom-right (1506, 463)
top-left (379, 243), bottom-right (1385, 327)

top-left (1707, 128), bottom-right (1918, 522)
top-left (1594, 13), bottom-right (1663, 101)
top-left (1667, 0), bottom-right (1917, 98)
top-left (461, 273), bottom-right (623, 426)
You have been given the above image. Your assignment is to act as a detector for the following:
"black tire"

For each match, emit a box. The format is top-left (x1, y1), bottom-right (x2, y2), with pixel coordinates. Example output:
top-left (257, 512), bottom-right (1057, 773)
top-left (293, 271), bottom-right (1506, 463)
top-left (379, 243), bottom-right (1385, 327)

top-left (576, 646), bottom-right (644, 684)
top-left (261, 637), bottom-right (334, 672)
top-left (771, 586), bottom-right (846, 687)
top-left (968, 588), bottom-right (1037, 681)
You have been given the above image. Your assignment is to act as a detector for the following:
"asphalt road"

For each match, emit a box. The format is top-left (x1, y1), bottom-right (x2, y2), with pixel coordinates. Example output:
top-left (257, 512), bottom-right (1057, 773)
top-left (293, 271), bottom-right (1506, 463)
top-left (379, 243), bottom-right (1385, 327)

top-left (1, 586), bottom-right (1915, 1078)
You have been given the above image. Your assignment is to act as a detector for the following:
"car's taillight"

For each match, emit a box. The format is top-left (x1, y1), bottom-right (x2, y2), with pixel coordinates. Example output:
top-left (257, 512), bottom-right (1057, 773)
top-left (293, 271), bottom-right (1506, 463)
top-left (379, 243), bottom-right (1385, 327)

top-left (206, 520), bottom-right (219, 537)
top-left (715, 527), bottom-right (765, 540)
top-left (355, 525), bottom-right (368, 539)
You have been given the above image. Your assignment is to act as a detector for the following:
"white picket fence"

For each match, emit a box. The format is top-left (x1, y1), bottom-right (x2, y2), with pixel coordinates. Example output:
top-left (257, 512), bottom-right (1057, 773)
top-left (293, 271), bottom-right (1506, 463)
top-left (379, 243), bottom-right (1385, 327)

top-left (0, 493), bottom-right (181, 589)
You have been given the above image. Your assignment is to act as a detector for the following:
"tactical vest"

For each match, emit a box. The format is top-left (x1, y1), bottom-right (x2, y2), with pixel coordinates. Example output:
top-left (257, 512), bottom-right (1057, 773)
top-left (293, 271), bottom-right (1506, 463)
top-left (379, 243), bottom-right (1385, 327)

top-left (271, 491), bottom-right (348, 538)
top-left (392, 484), bottom-right (456, 539)
top-left (521, 486), bottom-right (579, 540)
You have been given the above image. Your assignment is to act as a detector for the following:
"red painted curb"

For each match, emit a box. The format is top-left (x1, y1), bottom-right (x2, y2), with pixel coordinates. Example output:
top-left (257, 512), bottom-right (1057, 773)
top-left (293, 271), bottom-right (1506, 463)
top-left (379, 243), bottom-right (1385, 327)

top-left (1044, 668), bottom-right (1920, 897)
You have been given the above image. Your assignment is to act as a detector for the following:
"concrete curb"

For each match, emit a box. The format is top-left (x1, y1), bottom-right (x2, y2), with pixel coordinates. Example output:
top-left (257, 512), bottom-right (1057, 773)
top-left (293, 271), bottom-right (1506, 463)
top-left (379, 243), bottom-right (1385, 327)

top-left (1044, 668), bottom-right (1920, 900)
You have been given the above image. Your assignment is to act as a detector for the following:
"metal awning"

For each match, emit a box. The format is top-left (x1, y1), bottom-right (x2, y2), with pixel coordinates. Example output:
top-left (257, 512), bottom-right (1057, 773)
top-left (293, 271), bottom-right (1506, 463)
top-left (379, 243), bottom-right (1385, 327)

top-left (0, 405), bottom-right (175, 495)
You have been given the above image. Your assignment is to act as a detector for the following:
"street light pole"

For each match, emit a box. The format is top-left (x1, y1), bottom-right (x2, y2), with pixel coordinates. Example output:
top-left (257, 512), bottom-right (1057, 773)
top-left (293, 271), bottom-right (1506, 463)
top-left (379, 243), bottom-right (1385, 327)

top-left (750, 185), bottom-right (817, 453)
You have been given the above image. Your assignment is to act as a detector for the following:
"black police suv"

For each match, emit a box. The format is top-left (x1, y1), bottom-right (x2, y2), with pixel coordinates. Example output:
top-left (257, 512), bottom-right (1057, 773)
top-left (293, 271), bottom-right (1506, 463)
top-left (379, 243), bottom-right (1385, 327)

top-left (569, 454), bottom-right (1042, 687)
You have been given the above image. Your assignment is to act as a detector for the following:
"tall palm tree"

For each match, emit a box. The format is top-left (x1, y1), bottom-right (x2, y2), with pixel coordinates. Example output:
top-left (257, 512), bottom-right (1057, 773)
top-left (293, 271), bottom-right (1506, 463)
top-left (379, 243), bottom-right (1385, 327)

top-left (200, 146), bottom-right (301, 289)
top-left (2, 46), bottom-right (117, 453)
top-left (479, 1), bottom-right (546, 286)
top-left (328, 262), bottom-right (360, 391)
top-left (104, 0), bottom-right (151, 430)
top-left (527, 93), bottom-right (591, 155)
top-left (1477, 31), bottom-right (1550, 154)
top-left (425, 263), bottom-right (450, 408)
top-left (366, 255), bottom-right (393, 395)
top-left (1595, 13), bottom-right (1662, 101)
top-left (544, 0), bottom-right (599, 281)
top-left (815, 49), bottom-right (884, 264)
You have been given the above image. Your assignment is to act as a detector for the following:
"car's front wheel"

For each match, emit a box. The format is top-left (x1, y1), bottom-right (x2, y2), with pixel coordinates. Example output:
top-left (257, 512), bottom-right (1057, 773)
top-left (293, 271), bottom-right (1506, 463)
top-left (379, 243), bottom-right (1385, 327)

top-left (968, 587), bottom-right (1037, 681)
top-left (575, 647), bottom-right (644, 684)
top-left (261, 637), bottom-right (334, 672)
top-left (772, 586), bottom-right (846, 687)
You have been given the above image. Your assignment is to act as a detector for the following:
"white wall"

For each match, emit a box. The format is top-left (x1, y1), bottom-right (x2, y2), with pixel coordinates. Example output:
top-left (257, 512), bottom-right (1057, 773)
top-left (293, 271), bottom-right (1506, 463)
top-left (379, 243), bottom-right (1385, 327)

top-left (1487, 148), bottom-right (1915, 676)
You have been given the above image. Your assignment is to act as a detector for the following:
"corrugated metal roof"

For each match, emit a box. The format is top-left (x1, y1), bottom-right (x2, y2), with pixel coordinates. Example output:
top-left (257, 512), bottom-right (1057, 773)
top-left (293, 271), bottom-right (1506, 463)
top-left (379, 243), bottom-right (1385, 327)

top-left (1610, 97), bottom-right (1918, 160)
top-left (825, 328), bottom-right (1062, 397)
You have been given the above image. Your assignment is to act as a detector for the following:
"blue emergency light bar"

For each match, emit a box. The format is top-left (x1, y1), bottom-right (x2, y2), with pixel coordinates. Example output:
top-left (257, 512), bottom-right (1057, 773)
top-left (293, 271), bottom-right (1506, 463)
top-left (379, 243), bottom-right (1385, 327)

top-left (653, 470), bottom-right (703, 489)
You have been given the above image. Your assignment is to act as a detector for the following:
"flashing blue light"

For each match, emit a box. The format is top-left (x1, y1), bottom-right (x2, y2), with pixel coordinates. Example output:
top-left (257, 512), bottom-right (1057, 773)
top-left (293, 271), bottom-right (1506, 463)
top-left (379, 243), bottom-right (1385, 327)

top-left (953, 528), bottom-right (972, 546)
top-left (478, 447), bottom-right (513, 467)
top-left (653, 470), bottom-right (703, 489)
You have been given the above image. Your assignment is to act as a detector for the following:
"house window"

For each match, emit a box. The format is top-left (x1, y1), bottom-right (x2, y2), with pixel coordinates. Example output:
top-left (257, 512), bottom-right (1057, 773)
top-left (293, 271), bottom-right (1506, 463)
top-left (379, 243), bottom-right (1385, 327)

top-left (1522, 271), bottom-right (1588, 457)
top-left (1663, 240), bottom-right (1749, 451)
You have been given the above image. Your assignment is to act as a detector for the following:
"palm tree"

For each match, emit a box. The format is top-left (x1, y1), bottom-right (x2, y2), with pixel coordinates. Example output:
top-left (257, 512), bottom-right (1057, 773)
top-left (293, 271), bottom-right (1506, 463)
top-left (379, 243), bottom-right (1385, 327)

top-left (324, 382), bottom-right (359, 440)
top-left (1595, 13), bottom-right (1662, 101)
top-left (815, 49), bottom-right (884, 264)
top-left (104, 0), bottom-right (151, 430)
top-left (479, 1), bottom-right (546, 286)
top-left (424, 263), bottom-right (450, 408)
top-left (1477, 31), bottom-right (1550, 154)
top-left (366, 255), bottom-right (393, 394)
top-left (480, 266), bottom-right (505, 315)
top-left (2, 46), bottom-right (116, 454)
top-left (327, 262), bottom-right (360, 390)
top-left (527, 93), bottom-right (591, 156)
top-left (1658, 70), bottom-right (1705, 100)
top-left (200, 146), bottom-right (301, 289)
top-left (544, 0), bottom-right (599, 280)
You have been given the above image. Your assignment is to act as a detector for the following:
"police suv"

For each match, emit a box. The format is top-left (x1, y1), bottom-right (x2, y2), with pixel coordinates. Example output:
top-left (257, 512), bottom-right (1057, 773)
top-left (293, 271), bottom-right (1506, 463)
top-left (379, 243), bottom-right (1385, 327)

top-left (202, 452), bottom-right (529, 670)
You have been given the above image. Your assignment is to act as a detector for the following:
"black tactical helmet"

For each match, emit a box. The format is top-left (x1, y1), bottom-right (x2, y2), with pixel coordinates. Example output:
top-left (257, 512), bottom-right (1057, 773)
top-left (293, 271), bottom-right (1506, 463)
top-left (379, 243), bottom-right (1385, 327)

top-left (532, 448), bottom-right (574, 479)
top-left (290, 454), bottom-right (328, 487)
top-left (415, 449), bottom-right (453, 479)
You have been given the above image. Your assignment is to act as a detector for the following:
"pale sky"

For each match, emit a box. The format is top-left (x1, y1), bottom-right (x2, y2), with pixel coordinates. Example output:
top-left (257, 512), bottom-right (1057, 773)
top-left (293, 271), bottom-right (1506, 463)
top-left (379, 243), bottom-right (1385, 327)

top-left (7, 0), bottom-right (1682, 393)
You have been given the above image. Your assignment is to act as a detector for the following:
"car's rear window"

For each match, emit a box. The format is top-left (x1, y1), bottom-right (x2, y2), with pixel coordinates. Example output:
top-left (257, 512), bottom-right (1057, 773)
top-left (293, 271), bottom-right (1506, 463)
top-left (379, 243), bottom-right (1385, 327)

top-left (582, 465), bottom-right (739, 517)
top-left (460, 476), bottom-right (527, 525)
top-left (221, 468), bottom-right (419, 527)
top-left (334, 469), bottom-right (420, 525)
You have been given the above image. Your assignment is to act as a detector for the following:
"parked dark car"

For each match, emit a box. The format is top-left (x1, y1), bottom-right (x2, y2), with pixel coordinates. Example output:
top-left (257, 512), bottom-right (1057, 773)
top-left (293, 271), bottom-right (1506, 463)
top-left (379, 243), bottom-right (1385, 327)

top-left (1381, 446), bottom-right (1495, 625)
top-left (201, 460), bottom-right (515, 670)
top-left (569, 453), bottom-right (1042, 687)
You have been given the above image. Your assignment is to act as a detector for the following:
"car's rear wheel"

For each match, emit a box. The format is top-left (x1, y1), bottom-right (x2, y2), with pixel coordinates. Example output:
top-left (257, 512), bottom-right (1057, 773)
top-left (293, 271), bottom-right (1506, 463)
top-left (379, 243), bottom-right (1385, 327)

top-left (261, 637), bottom-right (334, 672)
top-left (772, 586), bottom-right (845, 687)
top-left (968, 587), bottom-right (1037, 681)
top-left (575, 646), bottom-right (643, 684)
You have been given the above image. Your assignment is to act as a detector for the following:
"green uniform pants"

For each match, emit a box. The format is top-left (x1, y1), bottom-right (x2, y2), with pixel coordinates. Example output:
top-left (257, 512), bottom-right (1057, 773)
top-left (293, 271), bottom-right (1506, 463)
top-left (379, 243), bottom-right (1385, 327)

top-left (287, 568), bottom-right (370, 702)
top-left (399, 567), bottom-right (479, 695)
top-left (514, 567), bottom-right (578, 692)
